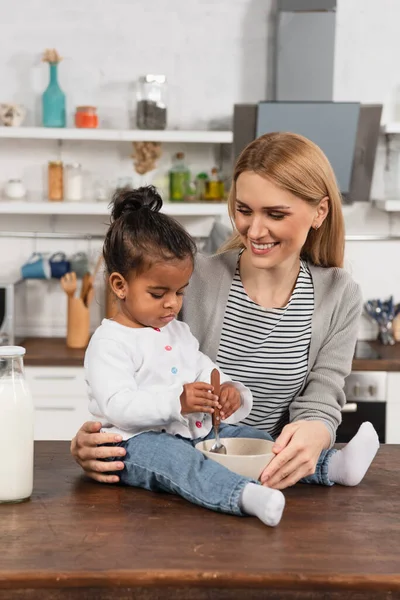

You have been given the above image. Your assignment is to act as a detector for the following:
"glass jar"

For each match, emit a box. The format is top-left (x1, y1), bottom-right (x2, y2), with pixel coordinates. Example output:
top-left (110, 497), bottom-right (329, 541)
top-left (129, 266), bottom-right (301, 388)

top-left (169, 152), bottom-right (190, 202)
top-left (64, 163), bottom-right (83, 202)
top-left (75, 106), bottom-right (98, 129)
top-left (4, 179), bottom-right (26, 200)
top-left (0, 346), bottom-right (34, 503)
top-left (136, 75), bottom-right (167, 130)
top-left (48, 161), bottom-right (63, 201)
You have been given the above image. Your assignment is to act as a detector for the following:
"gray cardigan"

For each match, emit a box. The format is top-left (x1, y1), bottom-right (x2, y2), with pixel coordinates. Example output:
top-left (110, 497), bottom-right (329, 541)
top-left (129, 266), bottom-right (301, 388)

top-left (181, 250), bottom-right (363, 446)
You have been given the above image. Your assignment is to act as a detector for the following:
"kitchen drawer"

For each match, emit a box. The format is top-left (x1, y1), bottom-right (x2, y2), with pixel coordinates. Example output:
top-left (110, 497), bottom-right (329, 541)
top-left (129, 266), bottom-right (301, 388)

top-left (34, 397), bottom-right (90, 441)
top-left (25, 366), bottom-right (86, 398)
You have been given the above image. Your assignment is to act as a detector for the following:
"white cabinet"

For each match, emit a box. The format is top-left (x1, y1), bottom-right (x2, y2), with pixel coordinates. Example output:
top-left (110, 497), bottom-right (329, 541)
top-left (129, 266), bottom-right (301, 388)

top-left (386, 372), bottom-right (400, 444)
top-left (25, 366), bottom-right (90, 441)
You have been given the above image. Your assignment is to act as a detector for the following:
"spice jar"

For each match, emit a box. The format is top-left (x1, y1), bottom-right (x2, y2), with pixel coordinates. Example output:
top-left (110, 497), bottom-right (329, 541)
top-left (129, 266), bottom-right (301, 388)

top-left (4, 179), bottom-right (26, 200)
top-left (64, 163), bottom-right (83, 201)
top-left (136, 75), bottom-right (167, 130)
top-left (48, 161), bottom-right (63, 201)
top-left (75, 106), bottom-right (98, 129)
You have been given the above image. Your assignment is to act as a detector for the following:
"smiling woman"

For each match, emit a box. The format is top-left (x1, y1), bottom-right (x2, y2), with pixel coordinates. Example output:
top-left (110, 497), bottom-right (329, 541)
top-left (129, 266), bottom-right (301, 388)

top-left (71, 132), bottom-right (379, 497)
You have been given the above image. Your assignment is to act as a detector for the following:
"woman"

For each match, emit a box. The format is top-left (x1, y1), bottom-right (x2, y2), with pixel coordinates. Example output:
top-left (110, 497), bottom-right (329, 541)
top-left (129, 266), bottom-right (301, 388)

top-left (71, 132), bottom-right (365, 490)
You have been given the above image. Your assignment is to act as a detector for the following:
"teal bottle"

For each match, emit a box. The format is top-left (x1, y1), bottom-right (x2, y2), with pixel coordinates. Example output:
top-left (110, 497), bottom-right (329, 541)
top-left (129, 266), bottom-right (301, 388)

top-left (42, 63), bottom-right (66, 128)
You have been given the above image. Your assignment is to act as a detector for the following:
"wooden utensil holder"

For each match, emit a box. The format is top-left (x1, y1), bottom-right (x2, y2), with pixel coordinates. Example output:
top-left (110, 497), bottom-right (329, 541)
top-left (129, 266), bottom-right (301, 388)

top-left (106, 283), bottom-right (118, 319)
top-left (67, 297), bottom-right (90, 349)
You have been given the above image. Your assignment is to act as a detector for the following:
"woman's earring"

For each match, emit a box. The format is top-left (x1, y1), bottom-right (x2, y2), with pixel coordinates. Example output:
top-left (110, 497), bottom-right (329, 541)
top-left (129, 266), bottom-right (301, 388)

top-left (313, 224), bottom-right (319, 230)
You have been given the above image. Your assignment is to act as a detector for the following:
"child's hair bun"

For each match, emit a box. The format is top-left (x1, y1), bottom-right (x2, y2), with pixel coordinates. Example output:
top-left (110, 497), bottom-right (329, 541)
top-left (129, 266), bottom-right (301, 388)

top-left (110, 186), bottom-right (163, 222)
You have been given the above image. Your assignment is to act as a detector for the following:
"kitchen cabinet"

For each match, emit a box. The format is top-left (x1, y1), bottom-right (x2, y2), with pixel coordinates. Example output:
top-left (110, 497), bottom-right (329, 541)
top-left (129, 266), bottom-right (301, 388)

top-left (25, 366), bottom-right (90, 441)
top-left (387, 372), bottom-right (400, 443)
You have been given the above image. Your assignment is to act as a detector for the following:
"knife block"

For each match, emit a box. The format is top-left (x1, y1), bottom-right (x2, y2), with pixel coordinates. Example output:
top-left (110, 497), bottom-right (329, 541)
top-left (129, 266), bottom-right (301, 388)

top-left (66, 297), bottom-right (90, 349)
top-left (105, 283), bottom-right (118, 319)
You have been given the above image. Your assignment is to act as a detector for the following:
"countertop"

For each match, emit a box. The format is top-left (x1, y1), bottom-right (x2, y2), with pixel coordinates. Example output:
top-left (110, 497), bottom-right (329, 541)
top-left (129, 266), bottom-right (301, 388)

top-left (22, 337), bottom-right (85, 367)
top-left (21, 337), bottom-right (400, 371)
top-left (0, 442), bottom-right (399, 599)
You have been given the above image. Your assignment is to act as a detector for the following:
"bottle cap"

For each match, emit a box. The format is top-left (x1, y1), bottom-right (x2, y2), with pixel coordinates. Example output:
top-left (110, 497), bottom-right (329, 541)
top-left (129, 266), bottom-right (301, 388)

top-left (0, 346), bottom-right (26, 357)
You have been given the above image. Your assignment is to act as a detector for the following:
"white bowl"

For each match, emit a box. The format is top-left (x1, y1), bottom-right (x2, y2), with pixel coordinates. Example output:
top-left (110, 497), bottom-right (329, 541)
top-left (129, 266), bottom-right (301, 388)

top-left (195, 437), bottom-right (275, 480)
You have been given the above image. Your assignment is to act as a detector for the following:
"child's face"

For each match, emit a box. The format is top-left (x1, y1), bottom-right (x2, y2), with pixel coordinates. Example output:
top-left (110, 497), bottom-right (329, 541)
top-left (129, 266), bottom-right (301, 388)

top-left (112, 257), bottom-right (193, 329)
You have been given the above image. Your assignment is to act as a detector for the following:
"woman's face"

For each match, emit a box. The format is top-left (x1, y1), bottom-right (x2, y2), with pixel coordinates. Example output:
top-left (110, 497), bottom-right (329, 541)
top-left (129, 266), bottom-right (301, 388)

top-left (235, 171), bottom-right (328, 270)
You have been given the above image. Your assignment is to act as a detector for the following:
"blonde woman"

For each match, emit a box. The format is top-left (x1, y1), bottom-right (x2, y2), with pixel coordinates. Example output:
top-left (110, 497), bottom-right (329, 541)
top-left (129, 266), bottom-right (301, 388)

top-left (71, 132), bottom-right (379, 491)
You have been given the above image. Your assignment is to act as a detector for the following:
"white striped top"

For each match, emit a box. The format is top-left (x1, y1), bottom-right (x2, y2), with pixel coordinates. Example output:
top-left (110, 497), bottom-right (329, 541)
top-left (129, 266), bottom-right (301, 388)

top-left (216, 259), bottom-right (314, 438)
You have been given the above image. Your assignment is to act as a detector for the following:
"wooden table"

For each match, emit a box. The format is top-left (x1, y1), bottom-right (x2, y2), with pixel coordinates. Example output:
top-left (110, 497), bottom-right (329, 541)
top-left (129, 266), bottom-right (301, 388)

top-left (1, 443), bottom-right (400, 600)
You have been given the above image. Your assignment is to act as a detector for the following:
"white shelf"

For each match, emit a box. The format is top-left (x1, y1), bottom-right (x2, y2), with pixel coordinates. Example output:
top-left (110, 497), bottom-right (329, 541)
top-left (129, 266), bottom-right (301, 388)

top-left (0, 126), bottom-right (233, 144)
top-left (0, 200), bottom-right (228, 217)
top-left (375, 199), bottom-right (400, 212)
top-left (382, 123), bottom-right (400, 134)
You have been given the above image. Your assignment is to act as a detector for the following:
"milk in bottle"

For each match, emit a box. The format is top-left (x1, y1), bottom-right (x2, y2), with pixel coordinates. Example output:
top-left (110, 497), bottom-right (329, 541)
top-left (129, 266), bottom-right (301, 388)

top-left (0, 346), bottom-right (34, 502)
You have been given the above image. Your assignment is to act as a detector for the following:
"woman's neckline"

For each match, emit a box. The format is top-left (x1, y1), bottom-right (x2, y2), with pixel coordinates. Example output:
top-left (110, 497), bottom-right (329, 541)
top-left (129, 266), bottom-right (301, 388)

top-left (237, 250), bottom-right (303, 310)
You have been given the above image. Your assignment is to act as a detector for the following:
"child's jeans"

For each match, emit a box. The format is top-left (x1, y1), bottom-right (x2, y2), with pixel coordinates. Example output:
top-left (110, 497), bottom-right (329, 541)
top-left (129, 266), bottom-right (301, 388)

top-left (108, 423), bottom-right (336, 517)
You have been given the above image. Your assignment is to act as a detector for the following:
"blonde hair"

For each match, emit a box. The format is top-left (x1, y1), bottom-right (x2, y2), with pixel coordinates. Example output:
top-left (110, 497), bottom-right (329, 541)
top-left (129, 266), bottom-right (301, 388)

top-left (220, 132), bottom-right (345, 268)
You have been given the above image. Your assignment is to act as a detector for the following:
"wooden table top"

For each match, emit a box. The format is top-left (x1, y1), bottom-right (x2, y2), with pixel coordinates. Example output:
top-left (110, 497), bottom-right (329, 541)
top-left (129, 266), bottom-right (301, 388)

top-left (1, 442), bottom-right (400, 599)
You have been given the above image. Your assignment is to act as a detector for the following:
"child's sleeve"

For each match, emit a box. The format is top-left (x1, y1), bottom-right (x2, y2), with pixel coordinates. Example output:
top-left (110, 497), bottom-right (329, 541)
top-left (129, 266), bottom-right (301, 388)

top-left (85, 338), bottom-right (188, 430)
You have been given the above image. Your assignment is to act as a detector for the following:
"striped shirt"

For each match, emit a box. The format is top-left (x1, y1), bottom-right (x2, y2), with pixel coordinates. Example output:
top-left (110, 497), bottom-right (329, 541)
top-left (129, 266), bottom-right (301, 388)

top-left (216, 259), bottom-right (314, 438)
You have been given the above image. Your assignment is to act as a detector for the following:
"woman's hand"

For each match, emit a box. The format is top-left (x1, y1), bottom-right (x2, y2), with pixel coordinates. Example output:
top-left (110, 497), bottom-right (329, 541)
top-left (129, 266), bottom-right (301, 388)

top-left (180, 382), bottom-right (219, 414)
top-left (70, 421), bottom-right (127, 484)
top-left (260, 420), bottom-right (331, 490)
top-left (219, 383), bottom-right (241, 420)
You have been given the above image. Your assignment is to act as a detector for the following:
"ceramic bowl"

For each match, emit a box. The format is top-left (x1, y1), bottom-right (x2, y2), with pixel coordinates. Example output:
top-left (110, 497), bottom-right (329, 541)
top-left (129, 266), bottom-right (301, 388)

top-left (195, 437), bottom-right (274, 480)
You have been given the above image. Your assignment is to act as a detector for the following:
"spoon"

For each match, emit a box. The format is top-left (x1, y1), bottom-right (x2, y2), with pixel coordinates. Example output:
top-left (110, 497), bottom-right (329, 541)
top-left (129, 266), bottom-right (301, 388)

top-left (209, 368), bottom-right (227, 455)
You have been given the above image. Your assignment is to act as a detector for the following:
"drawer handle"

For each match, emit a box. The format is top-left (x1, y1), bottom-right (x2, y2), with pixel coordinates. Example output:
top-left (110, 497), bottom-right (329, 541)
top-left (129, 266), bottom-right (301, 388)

top-left (35, 407), bottom-right (75, 412)
top-left (32, 376), bottom-right (78, 381)
top-left (342, 403), bottom-right (358, 413)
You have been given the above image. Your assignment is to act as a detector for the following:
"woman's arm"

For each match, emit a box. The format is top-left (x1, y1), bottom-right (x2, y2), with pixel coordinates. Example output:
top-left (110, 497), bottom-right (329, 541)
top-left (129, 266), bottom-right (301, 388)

top-left (70, 421), bottom-right (126, 483)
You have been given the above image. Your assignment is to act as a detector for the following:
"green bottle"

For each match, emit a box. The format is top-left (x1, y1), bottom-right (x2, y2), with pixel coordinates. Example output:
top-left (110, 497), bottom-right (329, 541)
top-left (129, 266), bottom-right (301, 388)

top-left (169, 152), bottom-right (190, 202)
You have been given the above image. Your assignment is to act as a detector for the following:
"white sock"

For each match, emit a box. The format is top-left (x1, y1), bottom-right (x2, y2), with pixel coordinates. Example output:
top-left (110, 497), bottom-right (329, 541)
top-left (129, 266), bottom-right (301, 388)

top-left (328, 422), bottom-right (379, 487)
top-left (240, 483), bottom-right (285, 527)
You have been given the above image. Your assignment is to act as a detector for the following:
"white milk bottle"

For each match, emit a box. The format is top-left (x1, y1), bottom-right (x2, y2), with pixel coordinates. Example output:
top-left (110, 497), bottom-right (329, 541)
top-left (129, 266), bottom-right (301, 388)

top-left (0, 346), bottom-right (34, 502)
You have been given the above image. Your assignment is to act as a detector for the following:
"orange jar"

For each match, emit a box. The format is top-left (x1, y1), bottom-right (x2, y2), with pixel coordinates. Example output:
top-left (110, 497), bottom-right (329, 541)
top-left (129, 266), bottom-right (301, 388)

top-left (74, 106), bottom-right (98, 128)
top-left (48, 161), bottom-right (64, 201)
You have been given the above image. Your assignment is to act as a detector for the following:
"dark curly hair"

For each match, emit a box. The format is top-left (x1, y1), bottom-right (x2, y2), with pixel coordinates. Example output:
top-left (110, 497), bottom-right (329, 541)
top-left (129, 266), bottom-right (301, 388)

top-left (103, 185), bottom-right (197, 278)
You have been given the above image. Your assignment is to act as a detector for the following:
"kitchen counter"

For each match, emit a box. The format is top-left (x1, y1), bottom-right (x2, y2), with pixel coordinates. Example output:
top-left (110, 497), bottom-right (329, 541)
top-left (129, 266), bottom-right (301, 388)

top-left (0, 442), bottom-right (399, 599)
top-left (22, 337), bottom-right (85, 367)
top-left (21, 337), bottom-right (400, 371)
top-left (352, 340), bottom-right (400, 371)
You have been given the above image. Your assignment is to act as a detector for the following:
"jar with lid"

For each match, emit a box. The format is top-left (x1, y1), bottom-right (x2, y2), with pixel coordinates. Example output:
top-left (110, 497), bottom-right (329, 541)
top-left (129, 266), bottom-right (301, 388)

top-left (64, 163), bottom-right (83, 201)
top-left (204, 167), bottom-right (224, 201)
top-left (4, 179), bottom-right (26, 200)
top-left (136, 75), bottom-right (167, 130)
top-left (48, 161), bottom-right (63, 201)
top-left (169, 152), bottom-right (190, 202)
top-left (75, 106), bottom-right (98, 129)
top-left (0, 346), bottom-right (34, 503)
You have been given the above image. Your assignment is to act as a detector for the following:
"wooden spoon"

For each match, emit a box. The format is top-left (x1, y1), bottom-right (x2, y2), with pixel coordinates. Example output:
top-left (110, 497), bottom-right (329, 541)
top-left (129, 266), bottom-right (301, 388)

top-left (209, 368), bottom-right (227, 455)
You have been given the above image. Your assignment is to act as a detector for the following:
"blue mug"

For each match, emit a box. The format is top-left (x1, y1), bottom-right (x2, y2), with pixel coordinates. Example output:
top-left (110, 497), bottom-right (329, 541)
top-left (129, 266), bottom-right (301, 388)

top-left (21, 253), bottom-right (51, 279)
top-left (49, 252), bottom-right (70, 279)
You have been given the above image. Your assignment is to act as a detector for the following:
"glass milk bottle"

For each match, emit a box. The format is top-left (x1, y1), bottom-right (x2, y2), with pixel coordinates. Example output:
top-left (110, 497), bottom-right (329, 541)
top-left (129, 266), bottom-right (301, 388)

top-left (0, 347), bottom-right (34, 503)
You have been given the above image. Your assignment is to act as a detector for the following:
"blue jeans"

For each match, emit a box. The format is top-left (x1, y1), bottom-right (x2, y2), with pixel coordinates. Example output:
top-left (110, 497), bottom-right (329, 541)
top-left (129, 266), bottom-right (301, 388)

top-left (109, 423), bottom-right (336, 517)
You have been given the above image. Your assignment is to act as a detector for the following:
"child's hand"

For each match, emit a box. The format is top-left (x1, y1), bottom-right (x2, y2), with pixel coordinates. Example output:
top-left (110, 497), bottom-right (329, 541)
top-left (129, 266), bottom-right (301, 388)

top-left (219, 383), bottom-right (241, 420)
top-left (180, 382), bottom-right (219, 415)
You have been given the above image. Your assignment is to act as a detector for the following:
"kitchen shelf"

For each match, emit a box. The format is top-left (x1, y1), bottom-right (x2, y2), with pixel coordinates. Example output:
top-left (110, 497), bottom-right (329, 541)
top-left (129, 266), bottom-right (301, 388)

top-left (374, 199), bottom-right (400, 212)
top-left (0, 127), bottom-right (233, 144)
top-left (0, 200), bottom-right (228, 217)
top-left (382, 123), bottom-right (400, 135)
